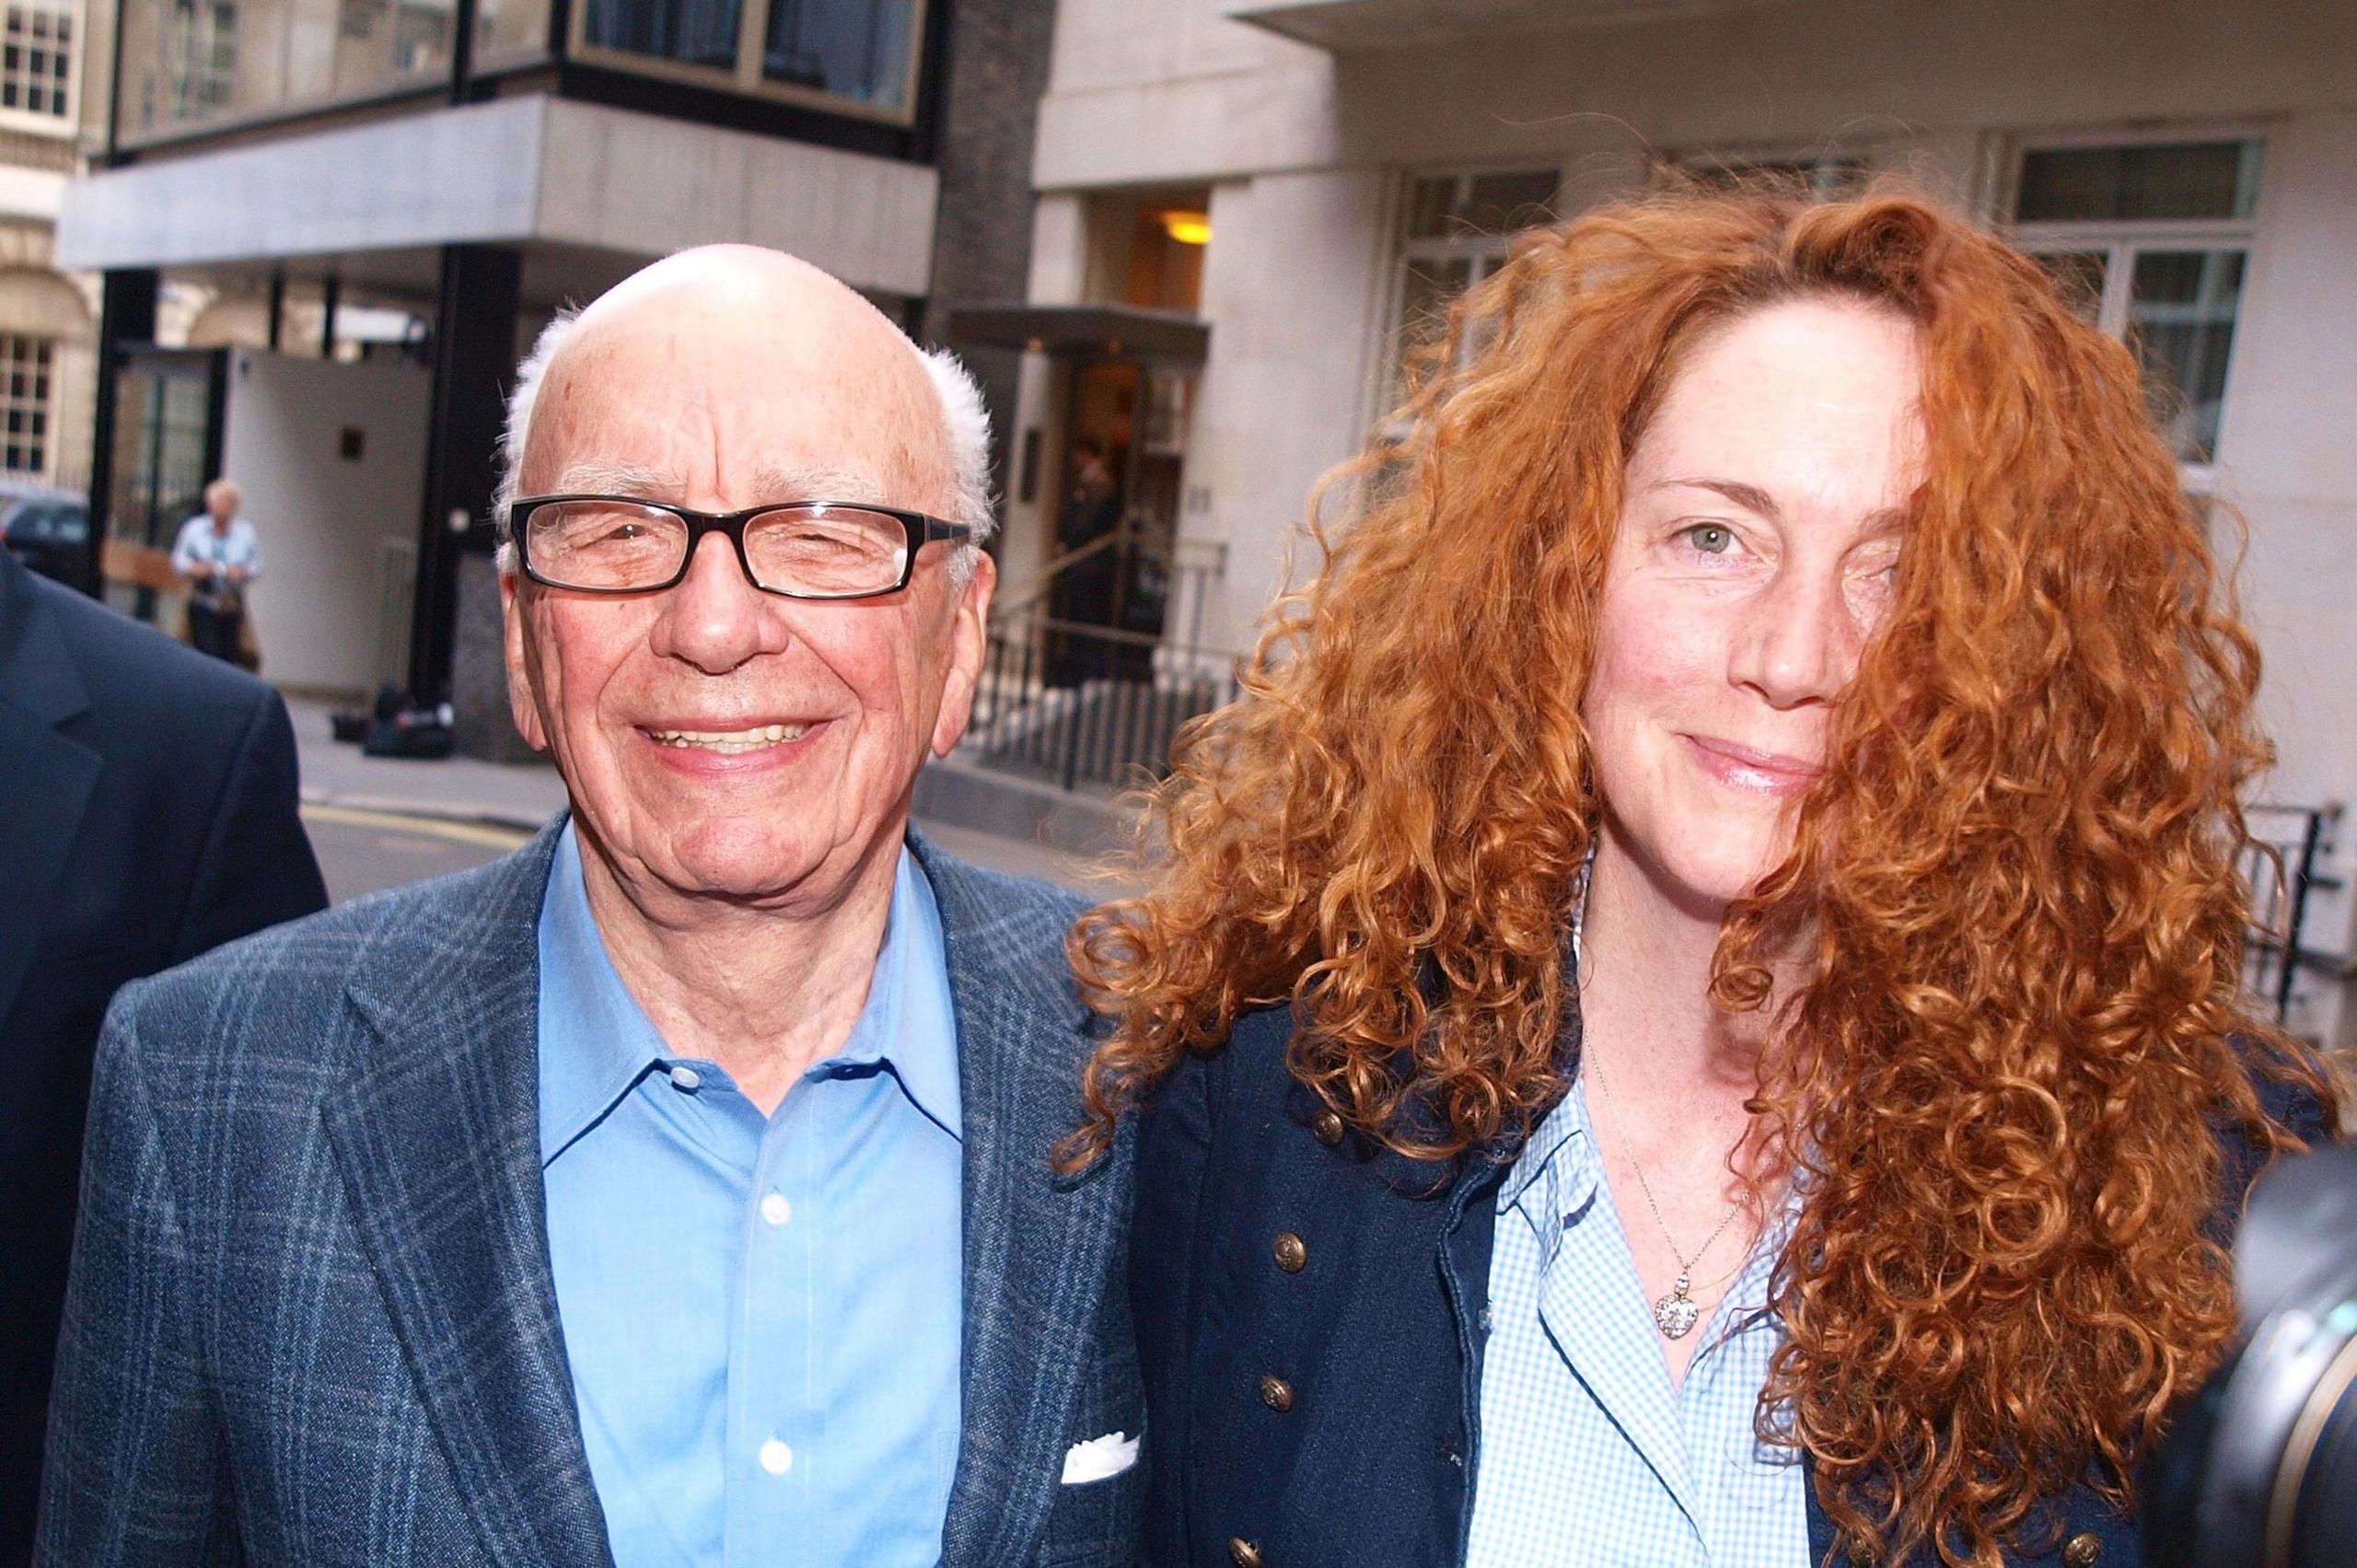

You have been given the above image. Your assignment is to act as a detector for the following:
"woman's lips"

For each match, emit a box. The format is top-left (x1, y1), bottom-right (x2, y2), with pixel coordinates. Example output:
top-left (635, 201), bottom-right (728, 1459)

top-left (1681, 734), bottom-right (1823, 796)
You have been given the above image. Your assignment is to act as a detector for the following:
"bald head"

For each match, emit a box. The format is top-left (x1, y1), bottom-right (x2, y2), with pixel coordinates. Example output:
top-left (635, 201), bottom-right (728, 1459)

top-left (497, 245), bottom-right (991, 572)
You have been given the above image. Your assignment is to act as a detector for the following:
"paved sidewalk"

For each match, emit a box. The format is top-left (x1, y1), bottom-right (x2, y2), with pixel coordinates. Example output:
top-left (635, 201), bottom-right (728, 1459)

top-left (284, 696), bottom-right (1096, 890)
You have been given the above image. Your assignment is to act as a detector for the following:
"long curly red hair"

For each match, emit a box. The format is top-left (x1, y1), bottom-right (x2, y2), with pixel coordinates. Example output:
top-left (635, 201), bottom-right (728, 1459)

top-left (1062, 185), bottom-right (2339, 1565)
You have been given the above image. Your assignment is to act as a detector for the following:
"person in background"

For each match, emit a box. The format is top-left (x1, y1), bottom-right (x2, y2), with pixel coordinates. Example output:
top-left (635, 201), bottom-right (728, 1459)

top-left (39, 245), bottom-right (1141, 1568)
top-left (168, 478), bottom-right (261, 664)
top-left (0, 542), bottom-right (324, 1566)
top-left (1068, 188), bottom-right (2337, 1567)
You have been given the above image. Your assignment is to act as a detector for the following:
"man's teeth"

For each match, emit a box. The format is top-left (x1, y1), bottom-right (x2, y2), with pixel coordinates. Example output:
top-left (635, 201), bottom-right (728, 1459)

top-left (648, 723), bottom-right (812, 753)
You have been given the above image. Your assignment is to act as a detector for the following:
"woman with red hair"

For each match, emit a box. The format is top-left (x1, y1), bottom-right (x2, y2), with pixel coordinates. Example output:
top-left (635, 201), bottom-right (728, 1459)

top-left (1063, 187), bottom-right (2338, 1567)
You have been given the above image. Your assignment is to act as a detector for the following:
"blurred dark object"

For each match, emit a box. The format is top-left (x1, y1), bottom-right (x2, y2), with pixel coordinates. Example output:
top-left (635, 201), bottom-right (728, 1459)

top-left (2146, 1141), bottom-right (2357, 1568)
top-left (0, 488), bottom-right (88, 587)
top-left (362, 694), bottom-right (457, 760)
top-left (330, 683), bottom-right (404, 744)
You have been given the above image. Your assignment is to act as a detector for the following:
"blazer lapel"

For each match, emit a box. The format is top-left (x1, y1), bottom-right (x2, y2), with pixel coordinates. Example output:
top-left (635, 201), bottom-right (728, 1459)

top-left (0, 560), bottom-right (98, 1027)
top-left (916, 838), bottom-right (1132, 1568)
top-left (323, 821), bottom-right (613, 1568)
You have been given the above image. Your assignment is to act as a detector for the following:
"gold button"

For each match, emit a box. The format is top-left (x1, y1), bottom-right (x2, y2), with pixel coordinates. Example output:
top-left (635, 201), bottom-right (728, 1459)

top-left (1312, 1109), bottom-right (1344, 1145)
top-left (1271, 1232), bottom-right (1306, 1272)
top-left (2062, 1535), bottom-right (2102, 1568)
top-left (1228, 1539), bottom-right (1263, 1568)
top-left (1258, 1374), bottom-right (1295, 1412)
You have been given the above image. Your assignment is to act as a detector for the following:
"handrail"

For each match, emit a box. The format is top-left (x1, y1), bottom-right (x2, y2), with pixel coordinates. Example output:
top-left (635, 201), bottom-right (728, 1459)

top-left (990, 532), bottom-right (1122, 620)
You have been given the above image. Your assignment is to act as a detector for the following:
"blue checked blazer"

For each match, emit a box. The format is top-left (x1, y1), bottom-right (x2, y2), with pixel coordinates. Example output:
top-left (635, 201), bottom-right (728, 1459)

top-left (37, 822), bottom-right (1143, 1568)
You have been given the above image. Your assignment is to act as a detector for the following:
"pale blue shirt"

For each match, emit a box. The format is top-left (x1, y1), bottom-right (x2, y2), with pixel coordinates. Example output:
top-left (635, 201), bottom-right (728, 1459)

top-left (1466, 1077), bottom-right (1809, 1567)
top-left (537, 822), bottom-right (964, 1567)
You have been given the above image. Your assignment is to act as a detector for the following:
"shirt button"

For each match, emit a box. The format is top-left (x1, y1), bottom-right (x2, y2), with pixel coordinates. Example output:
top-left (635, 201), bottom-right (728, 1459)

top-left (758, 1438), bottom-right (793, 1475)
top-left (1312, 1109), bottom-right (1345, 1146)
top-left (668, 1065), bottom-right (702, 1092)
top-left (761, 1192), bottom-right (792, 1227)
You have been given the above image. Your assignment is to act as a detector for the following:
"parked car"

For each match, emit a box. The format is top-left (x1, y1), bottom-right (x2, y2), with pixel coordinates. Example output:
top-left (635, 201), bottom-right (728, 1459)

top-left (2, 488), bottom-right (90, 586)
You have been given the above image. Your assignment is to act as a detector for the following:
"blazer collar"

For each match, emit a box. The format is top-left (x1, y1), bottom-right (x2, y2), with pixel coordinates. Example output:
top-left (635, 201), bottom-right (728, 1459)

top-left (0, 555), bottom-right (99, 1024)
top-left (911, 831), bottom-right (1133, 1568)
top-left (324, 818), bottom-right (615, 1568)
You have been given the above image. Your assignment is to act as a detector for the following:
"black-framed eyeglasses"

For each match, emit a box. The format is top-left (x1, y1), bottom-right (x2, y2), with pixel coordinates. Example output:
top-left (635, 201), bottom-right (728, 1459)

top-left (510, 494), bottom-right (975, 600)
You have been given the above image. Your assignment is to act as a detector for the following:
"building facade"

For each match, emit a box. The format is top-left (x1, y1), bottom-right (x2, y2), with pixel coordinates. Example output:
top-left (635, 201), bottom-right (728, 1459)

top-left (995, 0), bottom-right (2357, 1043)
top-left (55, 0), bottom-right (1051, 751)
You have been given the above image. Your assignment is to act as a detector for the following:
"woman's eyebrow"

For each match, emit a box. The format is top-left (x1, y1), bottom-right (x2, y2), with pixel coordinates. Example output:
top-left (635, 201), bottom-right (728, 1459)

top-left (1648, 476), bottom-right (1781, 517)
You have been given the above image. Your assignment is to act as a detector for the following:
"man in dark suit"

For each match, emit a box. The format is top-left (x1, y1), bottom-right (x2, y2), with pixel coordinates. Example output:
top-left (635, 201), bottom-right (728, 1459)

top-left (38, 247), bottom-right (1141, 1567)
top-left (0, 547), bottom-right (325, 1564)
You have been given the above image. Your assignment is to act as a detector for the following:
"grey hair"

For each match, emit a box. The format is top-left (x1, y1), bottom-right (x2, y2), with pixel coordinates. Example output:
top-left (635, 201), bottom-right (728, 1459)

top-left (493, 307), bottom-right (995, 580)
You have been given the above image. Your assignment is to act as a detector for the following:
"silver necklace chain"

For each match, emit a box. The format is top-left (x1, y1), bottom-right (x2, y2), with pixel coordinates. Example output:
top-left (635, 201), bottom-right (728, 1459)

top-left (1583, 1046), bottom-right (1747, 1338)
top-left (1572, 842), bottom-right (1750, 1341)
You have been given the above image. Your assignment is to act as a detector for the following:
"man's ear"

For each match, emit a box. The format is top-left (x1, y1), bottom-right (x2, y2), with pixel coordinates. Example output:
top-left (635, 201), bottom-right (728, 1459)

top-left (930, 551), bottom-right (995, 759)
top-left (502, 558), bottom-right (551, 753)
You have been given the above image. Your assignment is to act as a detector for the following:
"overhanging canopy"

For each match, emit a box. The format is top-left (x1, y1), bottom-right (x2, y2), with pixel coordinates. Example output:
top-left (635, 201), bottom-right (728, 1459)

top-left (946, 304), bottom-right (1210, 366)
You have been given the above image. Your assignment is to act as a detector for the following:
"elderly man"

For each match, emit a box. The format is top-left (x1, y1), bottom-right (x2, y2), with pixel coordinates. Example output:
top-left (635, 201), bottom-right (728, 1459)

top-left (38, 249), bottom-right (1141, 1567)
top-left (168, 478), bottom-right (262, 664)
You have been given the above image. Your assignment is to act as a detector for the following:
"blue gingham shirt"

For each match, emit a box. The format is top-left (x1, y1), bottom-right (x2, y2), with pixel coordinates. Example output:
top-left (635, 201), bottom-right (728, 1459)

top-left (537, 822), bottom-right (964, 1567)
top-left (1465, 1075), bottom-right (1808, 1566)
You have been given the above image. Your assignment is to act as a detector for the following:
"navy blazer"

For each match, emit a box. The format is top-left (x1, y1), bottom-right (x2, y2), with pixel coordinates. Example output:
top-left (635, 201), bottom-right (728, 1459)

top-left (37, 823), bottom-right (1142, 1567)
top-left (0, 552), bottom-right (324, 1564)
top-left (1132, 1002), bottom-right (2323, 1568)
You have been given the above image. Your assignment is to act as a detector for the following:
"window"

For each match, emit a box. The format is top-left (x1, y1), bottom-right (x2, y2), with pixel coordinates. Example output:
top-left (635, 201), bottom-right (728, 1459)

top-left (1675, 150), bottom-right (1868, 199)
top-left (0, 334), bottom-right (52, 475)
top-left (1386, 168), bottom-right (1560, 401)
top-left (2011, 139), bottom-right (2263, 467)
top-left (0, 0), bottom-right (72, 120)
top-left (577, 0), bottom-right (923, 120)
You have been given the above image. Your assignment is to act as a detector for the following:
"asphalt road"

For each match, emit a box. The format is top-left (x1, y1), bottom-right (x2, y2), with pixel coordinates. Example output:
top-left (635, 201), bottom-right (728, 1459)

top-left (301, 804), bottom-right (534, 905)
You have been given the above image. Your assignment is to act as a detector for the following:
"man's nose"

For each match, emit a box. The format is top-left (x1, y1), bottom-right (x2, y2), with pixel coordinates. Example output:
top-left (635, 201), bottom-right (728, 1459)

top-left (1729, 561), bottom-right (1857, 710)
top-left (647, 532), bottom-right (791, 674)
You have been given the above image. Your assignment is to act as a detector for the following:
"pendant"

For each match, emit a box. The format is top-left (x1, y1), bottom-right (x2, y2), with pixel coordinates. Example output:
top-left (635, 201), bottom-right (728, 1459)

top-left (1653, 1272), bottom-right (1700, 1339)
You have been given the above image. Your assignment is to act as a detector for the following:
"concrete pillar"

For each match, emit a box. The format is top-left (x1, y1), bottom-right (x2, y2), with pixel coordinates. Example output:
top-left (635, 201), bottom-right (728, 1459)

top-left (81, 267), bottom-right (157, 597)
top-left (411, 242), bottom-right (520, 715)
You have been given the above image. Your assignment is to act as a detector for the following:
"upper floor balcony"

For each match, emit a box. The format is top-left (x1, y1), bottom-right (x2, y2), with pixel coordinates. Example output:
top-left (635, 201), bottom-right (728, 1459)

top-left (1220, 0), bottom-right (1795, 52)
top-left (110, 0), bottom-right (932, 153)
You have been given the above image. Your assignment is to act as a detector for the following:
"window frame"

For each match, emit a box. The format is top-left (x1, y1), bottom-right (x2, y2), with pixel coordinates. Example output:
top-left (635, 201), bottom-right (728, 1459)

top-left (0, 331), bottom-right (55, 479)
top-left (1376, 161), bottom-right (1566, 419)
top-left (2003, 125), bottom-right (2269, 490)
top-left (565, 0), bottom-right (929, 128)
top-left (0, 0), bottom-right (75, 138)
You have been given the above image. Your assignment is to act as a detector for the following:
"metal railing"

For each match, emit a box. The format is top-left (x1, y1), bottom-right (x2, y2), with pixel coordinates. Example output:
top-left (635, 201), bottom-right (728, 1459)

top-left (2241, 802), bottom-right (2344, 1026)
top-left (970, 609), bottom-right (1237, 793)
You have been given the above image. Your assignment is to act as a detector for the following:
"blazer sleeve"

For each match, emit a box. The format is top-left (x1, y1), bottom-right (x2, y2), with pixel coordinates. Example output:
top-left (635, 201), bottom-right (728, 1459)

top-left (36, 994), bottom-right (235, 1565)
top-left (173, 686), bottom-right (327, 964)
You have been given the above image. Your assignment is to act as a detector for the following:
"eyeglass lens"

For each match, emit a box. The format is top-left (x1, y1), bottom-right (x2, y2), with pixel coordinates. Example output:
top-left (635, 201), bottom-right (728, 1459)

top-left (525, 501), bottom-right (913, 596)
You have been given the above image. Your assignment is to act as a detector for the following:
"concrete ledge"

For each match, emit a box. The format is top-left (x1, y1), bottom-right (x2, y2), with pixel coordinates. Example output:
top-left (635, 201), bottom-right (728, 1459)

top-left (913, 754), bottom-right (1136, 861)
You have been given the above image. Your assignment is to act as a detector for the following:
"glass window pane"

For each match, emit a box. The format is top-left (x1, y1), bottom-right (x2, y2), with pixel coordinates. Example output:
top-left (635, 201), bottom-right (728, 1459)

top-left (475, 0), bottom-right (550, 59)
top-left (1406, 168), bottom-right (1557, 239)
top-left (584, 0), bottom-right (739, 70)
top-left (2029, 249), bottom-right (2109, 324)
top-left (2016, 141), bottom-right (2262, 224)
top-left (2129, 248), bottom-right (2245, 463)
top-left (1399, 255), bottom-right (1473, 355)
top-left (1459, 169), bottom-right (1559, 235)
top-left (761, 0), bottom-right (916, 110)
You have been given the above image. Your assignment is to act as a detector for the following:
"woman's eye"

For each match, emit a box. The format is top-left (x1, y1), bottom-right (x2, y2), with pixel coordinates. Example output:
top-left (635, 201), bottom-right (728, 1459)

top-left (1680, 523), bottom-right (1737, 555)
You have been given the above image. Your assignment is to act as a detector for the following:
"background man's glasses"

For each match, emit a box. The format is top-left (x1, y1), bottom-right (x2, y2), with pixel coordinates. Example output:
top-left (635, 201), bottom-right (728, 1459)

top-left (511, 495), bottom-right (974, 600)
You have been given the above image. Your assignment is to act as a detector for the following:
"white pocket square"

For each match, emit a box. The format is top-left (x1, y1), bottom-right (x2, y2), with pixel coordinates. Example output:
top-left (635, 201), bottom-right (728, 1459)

top-left (1060, 1431), bottom-right (1139, 1484)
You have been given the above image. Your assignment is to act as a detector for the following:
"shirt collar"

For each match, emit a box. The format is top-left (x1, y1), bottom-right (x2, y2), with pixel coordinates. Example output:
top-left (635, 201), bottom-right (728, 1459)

top-left (534, 822), bottom-right (963, 1163)
top-left (536, 821), bottom-right (668, 1165)
top-left (1499, 1077), bottom-right (1593, 1214)
top-left (818, 844), bottom-right (962, 1141)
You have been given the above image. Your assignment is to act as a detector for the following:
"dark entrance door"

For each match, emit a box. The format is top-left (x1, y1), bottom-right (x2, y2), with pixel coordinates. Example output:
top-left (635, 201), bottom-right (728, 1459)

top-left (100, 346), bottom-right (226, 625)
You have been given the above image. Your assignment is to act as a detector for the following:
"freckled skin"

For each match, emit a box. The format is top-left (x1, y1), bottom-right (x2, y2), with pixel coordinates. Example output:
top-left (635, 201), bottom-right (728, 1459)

top-left (1583, 296), bottom-right (1926, 917)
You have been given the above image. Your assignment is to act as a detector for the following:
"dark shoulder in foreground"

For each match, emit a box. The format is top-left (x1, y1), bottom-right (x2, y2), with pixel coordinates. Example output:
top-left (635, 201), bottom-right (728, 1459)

top-left (19, 555), bottom-right (277, 732)
top-left (101, 831), bottom-right (559, 1066)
